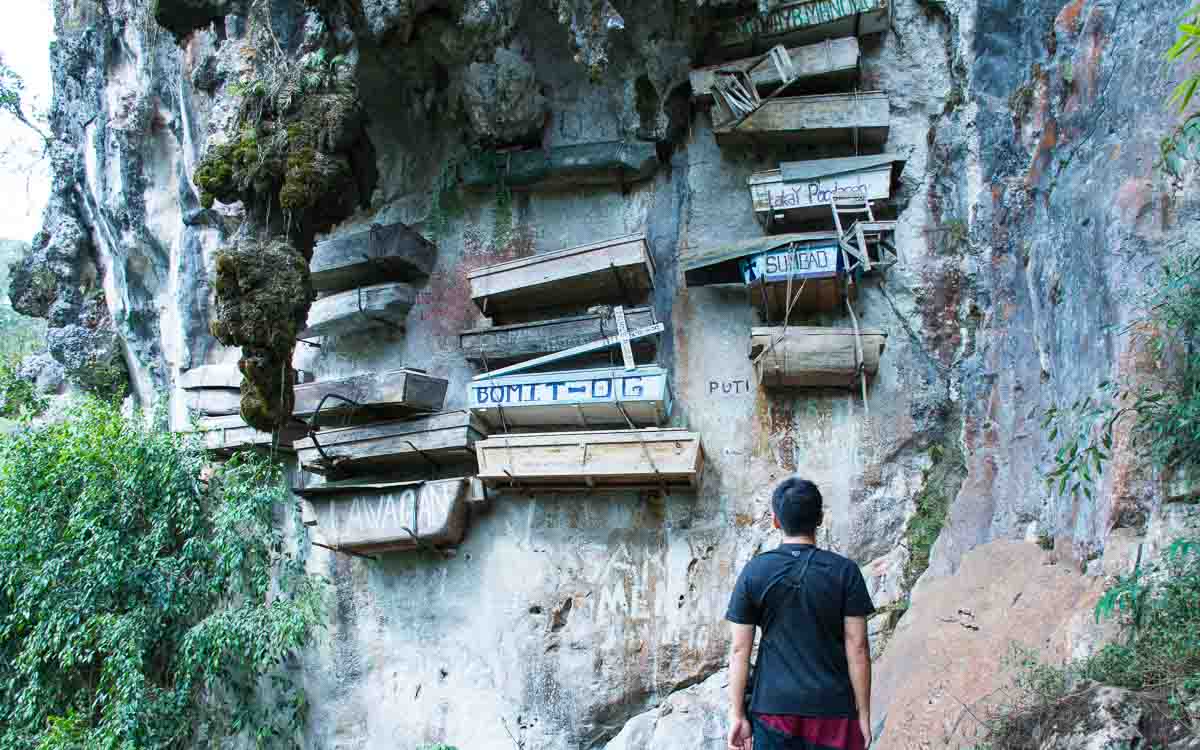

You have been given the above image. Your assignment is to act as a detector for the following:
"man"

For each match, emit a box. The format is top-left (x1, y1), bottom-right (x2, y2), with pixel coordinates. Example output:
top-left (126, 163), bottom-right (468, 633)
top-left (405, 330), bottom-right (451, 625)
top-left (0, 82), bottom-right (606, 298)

top-left (725, 477), bottom-right (875, 750)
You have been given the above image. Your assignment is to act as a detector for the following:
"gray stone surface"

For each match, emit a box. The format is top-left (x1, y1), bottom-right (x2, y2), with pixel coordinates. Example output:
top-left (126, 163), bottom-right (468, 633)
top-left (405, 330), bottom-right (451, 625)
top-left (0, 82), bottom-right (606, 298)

top-left (17, 353), bottom-right (66, 395)
top-left (464, 47), bottom-right (548, 144)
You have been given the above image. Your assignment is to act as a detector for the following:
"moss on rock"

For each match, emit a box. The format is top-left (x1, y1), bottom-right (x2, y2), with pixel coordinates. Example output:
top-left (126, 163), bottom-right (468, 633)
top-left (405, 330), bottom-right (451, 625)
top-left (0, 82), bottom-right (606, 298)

top-left (210, 239), bottom-right (312, 432)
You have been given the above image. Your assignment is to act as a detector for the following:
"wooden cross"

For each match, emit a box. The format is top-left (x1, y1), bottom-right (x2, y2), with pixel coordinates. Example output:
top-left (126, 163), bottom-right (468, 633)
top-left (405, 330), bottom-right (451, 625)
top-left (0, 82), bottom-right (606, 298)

top-left (614, 306), bottom-right (636, 370)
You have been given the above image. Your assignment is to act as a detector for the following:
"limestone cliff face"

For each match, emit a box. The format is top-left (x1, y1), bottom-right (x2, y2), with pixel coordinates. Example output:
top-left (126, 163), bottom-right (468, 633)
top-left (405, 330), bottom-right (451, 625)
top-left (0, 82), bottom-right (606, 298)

top-left (13, 0), bottom-right (1199, 747)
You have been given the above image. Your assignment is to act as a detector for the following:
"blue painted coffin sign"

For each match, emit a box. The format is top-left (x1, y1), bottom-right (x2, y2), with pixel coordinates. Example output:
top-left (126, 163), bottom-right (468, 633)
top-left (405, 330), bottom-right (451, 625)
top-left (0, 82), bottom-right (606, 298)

top-left (739, 241), bottom-right (842, 284)
top-left (469, 365), bottom-right (671, 429)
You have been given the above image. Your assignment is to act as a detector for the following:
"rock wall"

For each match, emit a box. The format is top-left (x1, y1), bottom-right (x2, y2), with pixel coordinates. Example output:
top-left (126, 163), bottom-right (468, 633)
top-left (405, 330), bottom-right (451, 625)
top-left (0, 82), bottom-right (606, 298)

top-left (13, 0), bottom-right (1200, 747)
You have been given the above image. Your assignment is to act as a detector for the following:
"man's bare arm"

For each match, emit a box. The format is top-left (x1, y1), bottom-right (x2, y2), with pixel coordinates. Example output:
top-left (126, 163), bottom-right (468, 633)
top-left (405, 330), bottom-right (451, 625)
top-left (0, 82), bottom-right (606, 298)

top-left (844, 616), bottom-right (872, 744)
top-left (727, 623), bottom-right (756, 718)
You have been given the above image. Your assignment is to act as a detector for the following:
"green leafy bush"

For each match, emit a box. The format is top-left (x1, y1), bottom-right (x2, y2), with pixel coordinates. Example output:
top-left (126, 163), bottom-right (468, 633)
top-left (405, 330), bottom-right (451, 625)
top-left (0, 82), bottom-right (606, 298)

top-left (0, 354), bottom-right (45, 420)
top-left (0, 398), bottom-right (323, 748)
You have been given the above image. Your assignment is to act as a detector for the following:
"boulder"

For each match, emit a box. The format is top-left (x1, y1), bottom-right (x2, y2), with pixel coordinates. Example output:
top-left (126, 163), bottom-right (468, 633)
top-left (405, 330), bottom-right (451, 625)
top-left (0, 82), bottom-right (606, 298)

top-left (603, 670), bottom-right (728, 750)
top-left (45, 303), bottom-right (129, 397)
top-left (8, 207), bottom-right (92, 327)
top-left (17, 353), bottom-right (65, 395)
top-left (873, 541), bottom-right (1105, 750)
top-left (463, 47), bottom-right (547, 144)
top-left (358, 0), bottom-right (438, 43)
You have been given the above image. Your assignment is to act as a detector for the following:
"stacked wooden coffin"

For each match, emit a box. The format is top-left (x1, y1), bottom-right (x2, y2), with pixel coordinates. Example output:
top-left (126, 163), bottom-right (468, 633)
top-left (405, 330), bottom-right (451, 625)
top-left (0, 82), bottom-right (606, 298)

top-left (462, 234), bottom-right (703, 491)
top-left (300, 222), bottom-right (435, 340)
top-left (683, 0), bottom-right (901, 395)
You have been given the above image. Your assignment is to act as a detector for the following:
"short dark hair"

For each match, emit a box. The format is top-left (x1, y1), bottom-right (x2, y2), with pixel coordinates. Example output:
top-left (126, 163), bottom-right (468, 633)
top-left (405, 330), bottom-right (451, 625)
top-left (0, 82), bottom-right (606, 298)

top-left (772, 477), bottom-right (822, 536)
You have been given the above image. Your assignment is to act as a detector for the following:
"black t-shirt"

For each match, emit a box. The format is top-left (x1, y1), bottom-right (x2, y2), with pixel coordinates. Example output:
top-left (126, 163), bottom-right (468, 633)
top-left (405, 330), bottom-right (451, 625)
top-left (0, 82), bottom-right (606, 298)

top-left (725, 543), bottom-right (875, 717)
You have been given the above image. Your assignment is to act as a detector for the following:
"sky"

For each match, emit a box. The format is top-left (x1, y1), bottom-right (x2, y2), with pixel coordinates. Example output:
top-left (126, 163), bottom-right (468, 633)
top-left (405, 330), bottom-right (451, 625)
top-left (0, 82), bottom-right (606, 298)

top-left (0, 3), bottom-right (53, 243)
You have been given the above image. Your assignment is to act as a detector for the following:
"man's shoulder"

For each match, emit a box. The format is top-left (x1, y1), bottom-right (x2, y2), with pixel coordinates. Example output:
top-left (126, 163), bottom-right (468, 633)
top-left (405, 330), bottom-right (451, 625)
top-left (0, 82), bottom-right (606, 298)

top-left (814, 548), bottom-right (865, 575)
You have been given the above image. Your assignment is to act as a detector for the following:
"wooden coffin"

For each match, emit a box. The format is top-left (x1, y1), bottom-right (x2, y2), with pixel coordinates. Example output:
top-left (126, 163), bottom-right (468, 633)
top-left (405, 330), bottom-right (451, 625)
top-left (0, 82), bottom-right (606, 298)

top-left (749, 154), bottom-right (905, 226)
top-left (715, 0), bottom-right (891, 57)
top-left (295, 410), bottom-right (488, 476)
top-left (751, 275), bottom-right (852, 317)
top-left (461, 140), bottom-right (658, 191)
top-left (692, 37), bottom-right (860, 104)
top-left (299, 282), bottom-right (416, 338)
top-left (681, 232), bottom-right (841, 286)
top-left (460, 306), bottom-right (659, 368)
top-left (310, 223), bottom-right (435, 294)
top-left (180, 365), bottom-right (314, 417)
top-left (475, 428), bottom-right (704, 489)
top-left (714, 91), bottom-right (889, 146)
top-left (469, 365), bottom-right (672, 429)
top-left (469, 234), bottom-right (655, 315)
top-left (180, 364), bottom-right (314, 390)
top-left (186, 415), bottom-right (308, 455)
top-left (750, 327), bottom-right (886, 388)
top-left (293, 369), bottom-right (448, 424)
top-left (297, 477), bottom-right (485, 554)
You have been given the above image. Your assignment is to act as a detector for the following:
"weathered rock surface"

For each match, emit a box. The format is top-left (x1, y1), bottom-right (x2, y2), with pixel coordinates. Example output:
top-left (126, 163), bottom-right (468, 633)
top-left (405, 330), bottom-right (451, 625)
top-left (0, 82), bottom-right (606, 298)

top-left (17, 354), bottom-right (66, 395)
top-left (873, 541), bottom-right (1104, 749)
top-left (464, 47), bottom-right (548, 144)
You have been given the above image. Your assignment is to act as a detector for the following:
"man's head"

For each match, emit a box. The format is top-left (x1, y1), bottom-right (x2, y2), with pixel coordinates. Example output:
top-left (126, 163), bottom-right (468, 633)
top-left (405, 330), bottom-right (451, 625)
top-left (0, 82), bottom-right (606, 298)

top-left (771, 477), bottom-right (823, 536)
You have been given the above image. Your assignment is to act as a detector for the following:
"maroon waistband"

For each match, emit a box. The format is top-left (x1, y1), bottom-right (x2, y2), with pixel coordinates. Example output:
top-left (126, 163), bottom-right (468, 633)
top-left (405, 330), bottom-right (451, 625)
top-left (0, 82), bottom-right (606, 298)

top-left (754, 714), bottom-right (866, 750)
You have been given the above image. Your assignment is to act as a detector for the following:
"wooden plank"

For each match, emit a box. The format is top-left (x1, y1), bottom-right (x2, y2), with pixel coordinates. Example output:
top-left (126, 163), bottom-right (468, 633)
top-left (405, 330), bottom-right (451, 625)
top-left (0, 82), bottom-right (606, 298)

top-left (681, 232), bottom-right (840, 287)
top-left (691, 37), bottom-right (860, 102)
top-left (301, 477), bottom-right (475, 553)
top-left (295, 410), bottom-right (487, 476)
top-left (470, 323), bottom-right (664, 380)
top-left (184, 414), bottom-right (307, 455)
top-left (293, 369), bottom-right (448, 424)
top-left (475, 428), bottom-right (703, 488)
top-left (461, 141), bottom-right (659, 191)
top-left (296, 474), bottom-right (487, 502)
top-left (460, 307), bottom-right (659, 368)
top-left (185, 388), bottom-right (241, 416)
top-left (180, 364), bottom-right (313, 390)
top-left (310, 223), bottom-right (436, 294)
top-left (714, 91), bottom-right (889, 146)
top-left (469, 365), bottom-right (671, 429)
top-left (299, 282), bottom-right (417, 339)
top-left (750, 154), bottom-right (904, 226)
top-left (750, 326), bottom-right (886, 388)
top-left (468, 234), bottom-right (655, 314)
top-left (715, 0), bottom-right (891, 56)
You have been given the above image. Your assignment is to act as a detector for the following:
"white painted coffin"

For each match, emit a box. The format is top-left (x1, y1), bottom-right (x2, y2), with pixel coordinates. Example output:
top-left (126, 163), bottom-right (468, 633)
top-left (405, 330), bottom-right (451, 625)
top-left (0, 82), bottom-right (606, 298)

top-left (714, 91), bottom-right (889, 146)
top-left (750, 327), bottom-right (886, 388)
top-left (475, 428), bottom-right (703, 489)
top-left (186, 415), bottom-right (307, 455)
top-left (715, 0), bottom-right (891, 56)
top-left (299, 282), bottom-right (416, 338)
top-left (297, 477), bottom-right (484, 553)
top-left (294, 410), bottom-right (488, 476)
top-left (749, 154), bottom-right (904, 225)
top-left (469, 366), bottom-right (672, 429)
top-left (691, 37), bottom-right (860, 103)
top-left (468, 234), bottom-right (655, 315)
